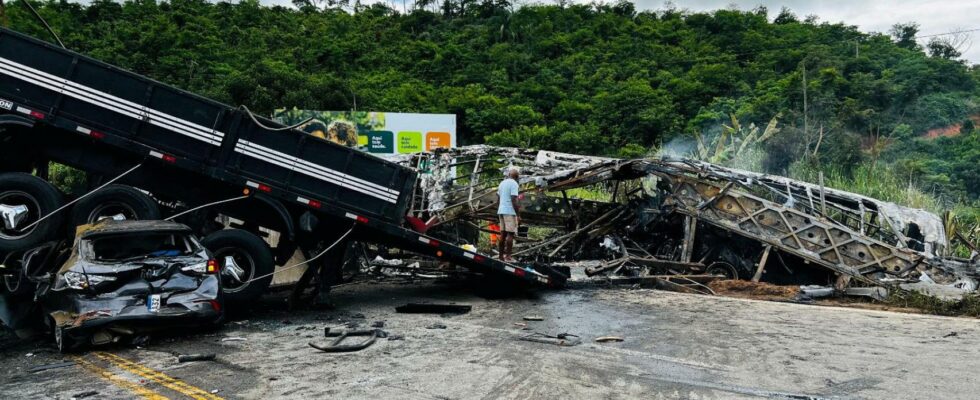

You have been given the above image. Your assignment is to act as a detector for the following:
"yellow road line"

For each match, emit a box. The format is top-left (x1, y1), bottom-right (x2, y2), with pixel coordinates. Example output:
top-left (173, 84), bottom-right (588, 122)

top-left (71, 356), bottom-right (169, 400)
top-left (93, 352), bottom-right (224, 400)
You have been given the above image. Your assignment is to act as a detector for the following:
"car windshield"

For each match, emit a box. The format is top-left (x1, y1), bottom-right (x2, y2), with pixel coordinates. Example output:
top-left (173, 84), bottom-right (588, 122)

top-left (83, 232), bottom-right (199, 262)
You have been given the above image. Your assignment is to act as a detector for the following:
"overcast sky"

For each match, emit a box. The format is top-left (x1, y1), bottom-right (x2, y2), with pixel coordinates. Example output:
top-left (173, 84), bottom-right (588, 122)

top-left (254, 0), bottom-right (979, 64)
top-left (650, 1), bottom-right (980, 64)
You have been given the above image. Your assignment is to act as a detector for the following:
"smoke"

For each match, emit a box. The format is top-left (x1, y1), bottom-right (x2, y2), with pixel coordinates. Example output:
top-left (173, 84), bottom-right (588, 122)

top-left (654, 135), bottom-right (698, 159)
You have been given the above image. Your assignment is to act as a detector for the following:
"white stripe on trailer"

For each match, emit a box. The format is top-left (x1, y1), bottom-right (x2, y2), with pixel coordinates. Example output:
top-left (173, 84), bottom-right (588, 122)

top-left (0, 57), bottom-right (224, 143)
top-left (237, 140), bottom-right (398, 199)
top-left (504, 266), bottom-right (516, 273)
top-left (242, 141), bottom-right (399, 202)
top-left (234, 144), bottom-right (394, 203)
top-left (344, 213), bottom-right (358, 220)
top-left (149, 150), bottom-right (165, 159)
top-left (538, 277), bottom-right (548, 283)
top-left (234, 142), bottom-right (399, 204)
top-left (0, 57), bottom-right (223, 145)
top-left (245, 181), bottom-right (260, 189)
top-left (418, 236), bottom-right (431, 245)
top-left (464, 252), bottom-right (476, 259)
top-left (296, 196), bottom-right (310, 204)
top-left (76, 126), bottom-right (91, 134)
top-left (0, 56), bottom-right (403, 203)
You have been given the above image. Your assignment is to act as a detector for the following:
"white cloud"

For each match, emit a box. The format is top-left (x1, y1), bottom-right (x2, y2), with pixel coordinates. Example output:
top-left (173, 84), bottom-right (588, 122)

top-left (653, 1), bottom-right (980, 63)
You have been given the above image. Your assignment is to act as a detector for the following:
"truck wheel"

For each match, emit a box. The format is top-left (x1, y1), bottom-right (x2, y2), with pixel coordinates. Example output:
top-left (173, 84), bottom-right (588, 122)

top-left (0, 173), bottom-right (64, 252)
top-left (70, 185), bottom-right (160, 230)
top-left (202, 229), bottom-right (274, 306)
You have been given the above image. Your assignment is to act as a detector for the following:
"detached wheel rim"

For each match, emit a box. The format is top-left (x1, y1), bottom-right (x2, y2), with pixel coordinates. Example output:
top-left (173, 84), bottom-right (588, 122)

top-left (706, 262), bottom-right (738, 280)
top-left (214, 247), bottom-right (256, 293)
top-left (0, 191), bottom-right (41, 240)
top-left (87, 201), bottom-right (138, 223)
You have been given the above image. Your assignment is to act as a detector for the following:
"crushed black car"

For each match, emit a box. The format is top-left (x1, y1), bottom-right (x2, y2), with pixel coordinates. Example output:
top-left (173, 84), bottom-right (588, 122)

top-left (5, 220), bottom-right (224, 352)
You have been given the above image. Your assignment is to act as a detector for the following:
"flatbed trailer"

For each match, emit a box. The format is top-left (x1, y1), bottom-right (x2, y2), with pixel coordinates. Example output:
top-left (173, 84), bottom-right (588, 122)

top-left (0, 28), bottom-right (564, 304)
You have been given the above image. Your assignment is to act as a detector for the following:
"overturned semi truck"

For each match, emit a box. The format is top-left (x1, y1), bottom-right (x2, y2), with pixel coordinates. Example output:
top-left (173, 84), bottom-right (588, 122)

top-left (0, 28), bottom-right (565, 344)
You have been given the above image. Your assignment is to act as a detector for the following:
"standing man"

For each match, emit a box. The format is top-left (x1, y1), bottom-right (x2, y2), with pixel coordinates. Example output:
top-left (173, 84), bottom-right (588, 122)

top-left (497, 167), bottom-right (520, 261)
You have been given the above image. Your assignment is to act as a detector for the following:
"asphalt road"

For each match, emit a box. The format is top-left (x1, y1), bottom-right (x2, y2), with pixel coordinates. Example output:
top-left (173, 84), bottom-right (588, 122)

top-left (3, 281), bottom-right (980, 399)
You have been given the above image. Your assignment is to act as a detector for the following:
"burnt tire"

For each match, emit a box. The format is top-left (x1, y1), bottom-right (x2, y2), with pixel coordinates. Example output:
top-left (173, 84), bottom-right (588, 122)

top-left (70, 184), bottom-right (160, 231)
top-left (202, 229), bottom-right (274, 307)
top-left (0, 173), bottom-right (64, 252)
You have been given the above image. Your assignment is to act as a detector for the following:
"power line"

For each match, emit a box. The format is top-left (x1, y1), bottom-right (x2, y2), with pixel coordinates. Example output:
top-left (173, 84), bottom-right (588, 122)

top-left (915, 27), bottom-right (980, 39)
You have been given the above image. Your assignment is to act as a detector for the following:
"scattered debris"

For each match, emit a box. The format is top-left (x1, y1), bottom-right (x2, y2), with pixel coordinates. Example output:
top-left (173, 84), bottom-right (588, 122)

top-left (177, 353), bottom-right (216, 363)
top-left (130, 335), bottom-right (151, 348)
top-left (395, 303), bottom-right (472, 314)
top-left (29, 361), bottom-right (75, 373)
top-left (799, 285), bottom-right (835, 299)
top-left (388, 334), bottom-right (405, 341)
top-left (221, 337), bottom-right (247, 342)
top-left (371, 321), bottom-right (385, 328)
top-left (513, 322), bottom-right (528, 328)
top-left (71, 391), bottom-right (98, 399)
top-left (708, 280), bottom-right (799, 299)
top-left (400, 146), bottom-right (979, 300)
top-left (426, 323), bottom-right (447, 330)
top-left (522, 316), bottom-right (544, 321)
top-left (595, 336), bottom-right (624, 343)
top-left (843, 287), bottom-right (889, 301)
top-left (309, 328), bottom-right (384, 353)
top-left (944, 332), bottom-right (959, 338)
top-left (519, 332), bottom-right (581, 346)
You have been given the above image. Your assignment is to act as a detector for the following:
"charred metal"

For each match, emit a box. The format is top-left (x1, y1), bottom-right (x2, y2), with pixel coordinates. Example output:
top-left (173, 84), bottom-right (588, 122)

top-left (399, 146), bottom-right (980, 294)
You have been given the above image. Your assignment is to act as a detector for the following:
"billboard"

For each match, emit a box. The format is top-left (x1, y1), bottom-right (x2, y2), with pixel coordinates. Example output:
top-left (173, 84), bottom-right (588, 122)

top-left (273, 109), bottom-right (456, 156)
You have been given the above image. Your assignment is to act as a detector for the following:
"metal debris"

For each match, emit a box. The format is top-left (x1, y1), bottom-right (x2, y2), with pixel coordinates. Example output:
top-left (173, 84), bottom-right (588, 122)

top-left (399, 146), bottom-right (980, 295)
top-left (395, 303), bottom-right (472, 314)
top-left (177, 354), bottom-right (217, 363)
top-left (519, 332), bottom-right (581, 346)
top-left (309, 328), bottom-right (383, 353)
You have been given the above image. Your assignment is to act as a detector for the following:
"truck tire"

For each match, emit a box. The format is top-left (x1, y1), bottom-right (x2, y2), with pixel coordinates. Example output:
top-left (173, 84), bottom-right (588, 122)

top-left (0, 173), bottom-right (64, 252)
top-left (70, 184), bottom-right (160, 230)
top-left (202, 229), bottom-right (274, 306)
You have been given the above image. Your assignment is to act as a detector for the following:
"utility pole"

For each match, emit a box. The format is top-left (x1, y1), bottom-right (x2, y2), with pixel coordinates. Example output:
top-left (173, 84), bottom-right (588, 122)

top-left (802, 62), bottom-right (808, 140)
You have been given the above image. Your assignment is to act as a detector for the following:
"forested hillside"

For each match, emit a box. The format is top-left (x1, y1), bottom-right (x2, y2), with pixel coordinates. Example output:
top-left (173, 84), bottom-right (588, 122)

top-left (5, 0), bottom-right (979, 208)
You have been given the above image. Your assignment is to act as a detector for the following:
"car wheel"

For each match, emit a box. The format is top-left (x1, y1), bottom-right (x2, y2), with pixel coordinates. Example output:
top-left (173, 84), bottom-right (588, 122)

top-left (202, 229), bottom-right (274, 307)
top-left (0, 173), bottom-right (64, 252)
top-left (69, 184), bottom-right (160, 231)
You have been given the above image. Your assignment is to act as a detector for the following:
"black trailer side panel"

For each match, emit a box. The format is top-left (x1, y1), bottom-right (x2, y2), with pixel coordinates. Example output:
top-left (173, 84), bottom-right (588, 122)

top-left (0, 28), bottom-right (414, 223)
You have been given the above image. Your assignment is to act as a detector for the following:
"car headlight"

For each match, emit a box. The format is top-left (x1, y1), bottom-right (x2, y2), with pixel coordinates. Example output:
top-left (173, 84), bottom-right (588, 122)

top-left (63, 271), bottom-right (116, 290)
top-left (181, 260), bottom-right (219, 275)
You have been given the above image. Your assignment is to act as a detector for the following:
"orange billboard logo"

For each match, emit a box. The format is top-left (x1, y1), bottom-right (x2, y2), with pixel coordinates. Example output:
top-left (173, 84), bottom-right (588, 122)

top-left (426, 132), bottom-right (451, 151)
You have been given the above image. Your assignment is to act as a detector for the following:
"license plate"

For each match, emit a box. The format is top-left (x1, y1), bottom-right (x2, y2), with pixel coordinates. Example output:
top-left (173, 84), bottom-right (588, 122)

top-left (0, 99), bottom-right (12, 110)
top-left (147, 294), bottom-right (161, 312)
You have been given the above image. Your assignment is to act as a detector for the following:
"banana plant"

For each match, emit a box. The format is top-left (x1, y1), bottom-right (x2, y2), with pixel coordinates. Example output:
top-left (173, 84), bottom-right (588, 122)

top-left (694, 114), bottom-right (781, 164)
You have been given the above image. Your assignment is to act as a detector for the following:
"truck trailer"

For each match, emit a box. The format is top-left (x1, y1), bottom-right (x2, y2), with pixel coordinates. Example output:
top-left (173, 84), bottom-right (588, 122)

top-left (0, 27), bottom-right (565, 314)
